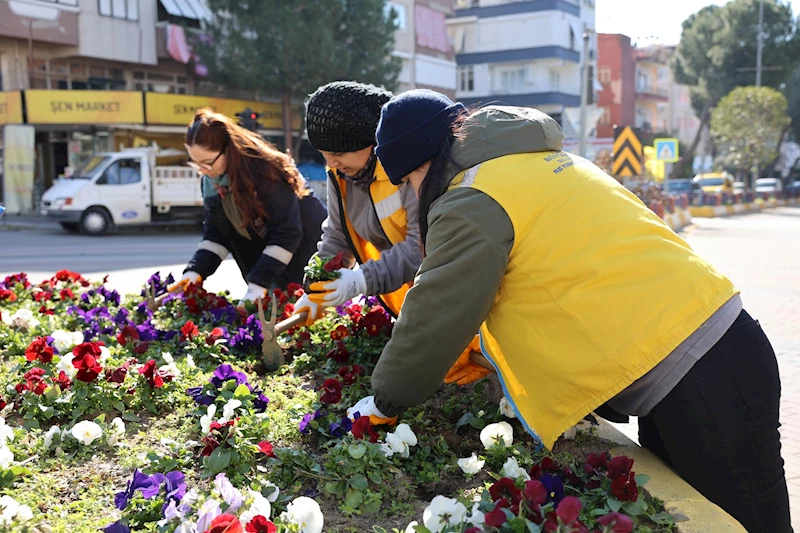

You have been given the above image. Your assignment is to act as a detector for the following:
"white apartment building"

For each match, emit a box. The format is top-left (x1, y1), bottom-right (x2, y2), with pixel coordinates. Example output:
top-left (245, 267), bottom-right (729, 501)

top-left (446, 0), bottom-right (596, 124)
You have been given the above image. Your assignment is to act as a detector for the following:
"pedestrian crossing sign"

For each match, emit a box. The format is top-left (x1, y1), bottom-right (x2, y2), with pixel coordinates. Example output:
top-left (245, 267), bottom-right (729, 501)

top-left (654, 138), bottom-right (679, 162)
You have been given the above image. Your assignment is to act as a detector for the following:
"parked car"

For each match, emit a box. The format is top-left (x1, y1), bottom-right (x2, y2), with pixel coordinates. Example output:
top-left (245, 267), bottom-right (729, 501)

top-left (692, 172), bottom-right (734, 193)
top-left (754, 178), bottom-right (783, 195)
top-left (786, 180), bottom-right (800, 193)
top-left (733, 181), bottom-right (746, 194)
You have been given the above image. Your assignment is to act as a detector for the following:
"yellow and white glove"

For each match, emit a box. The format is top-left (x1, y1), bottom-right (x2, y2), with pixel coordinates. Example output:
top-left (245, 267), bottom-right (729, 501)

top-left (238, 283), bottom-right (267, 307)
top-left (167, 271), bottom-right (202, 293)
top-left (292, 293), bottom-right (326, 327)
top-left (309, 268), bottom-right (367, 308)
top-left (346, 396), bottom-right (398, 426)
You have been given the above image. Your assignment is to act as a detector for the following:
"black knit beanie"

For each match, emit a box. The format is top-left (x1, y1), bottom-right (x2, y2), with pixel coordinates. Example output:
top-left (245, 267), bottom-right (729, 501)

top-left (305, 81), bottom-right (394, 153)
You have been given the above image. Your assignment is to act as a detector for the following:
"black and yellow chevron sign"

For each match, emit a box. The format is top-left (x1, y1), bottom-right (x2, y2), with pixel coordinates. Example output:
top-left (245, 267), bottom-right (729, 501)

top-left (612, 126), bottom-right (643, 177)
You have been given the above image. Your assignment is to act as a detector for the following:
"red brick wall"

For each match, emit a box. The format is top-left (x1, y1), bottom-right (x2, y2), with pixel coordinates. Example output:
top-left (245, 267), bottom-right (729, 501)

top-left (597, 34), bottom-right (636, 138)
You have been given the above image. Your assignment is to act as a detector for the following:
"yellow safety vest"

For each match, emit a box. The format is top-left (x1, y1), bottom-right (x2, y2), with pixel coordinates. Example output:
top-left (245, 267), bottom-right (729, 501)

top-left (329, 161), bottom-right (412, 317)
top-left (449, 152), bottom-right (738, 449)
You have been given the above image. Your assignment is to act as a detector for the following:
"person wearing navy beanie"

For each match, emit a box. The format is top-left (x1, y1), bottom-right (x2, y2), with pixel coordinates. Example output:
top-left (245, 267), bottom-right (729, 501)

top-left (353, 89), bottom-right (790, 533)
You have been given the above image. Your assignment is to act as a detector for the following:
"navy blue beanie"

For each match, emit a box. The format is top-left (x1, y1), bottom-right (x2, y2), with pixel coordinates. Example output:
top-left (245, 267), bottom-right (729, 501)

top-left (376, 89), bottom-right (466, 185)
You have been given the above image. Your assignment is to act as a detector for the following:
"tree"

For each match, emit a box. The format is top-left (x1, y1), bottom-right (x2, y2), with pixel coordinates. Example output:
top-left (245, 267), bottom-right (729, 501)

top-left (196, 0), bottom-right (401, 153)
top-left (671, 0), bottom-right (800, 177)
top-left (710, 86), bottom-right (790, 186)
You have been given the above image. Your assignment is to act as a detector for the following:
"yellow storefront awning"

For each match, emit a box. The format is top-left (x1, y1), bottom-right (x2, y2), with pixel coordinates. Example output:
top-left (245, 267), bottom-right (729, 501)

top-left (144, 93), bottom-right (302, 130)
top-left (0, 91), bottom-right (24, 125)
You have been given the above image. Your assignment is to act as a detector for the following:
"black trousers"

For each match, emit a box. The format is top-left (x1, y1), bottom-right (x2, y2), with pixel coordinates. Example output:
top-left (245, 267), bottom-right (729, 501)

top-left (639, 310), bottom-right (792, 532)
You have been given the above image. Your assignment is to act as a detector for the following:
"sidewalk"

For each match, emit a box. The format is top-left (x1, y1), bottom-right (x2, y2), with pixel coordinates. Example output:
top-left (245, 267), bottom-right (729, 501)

top-left (0, 213), bottom-right (60, 231)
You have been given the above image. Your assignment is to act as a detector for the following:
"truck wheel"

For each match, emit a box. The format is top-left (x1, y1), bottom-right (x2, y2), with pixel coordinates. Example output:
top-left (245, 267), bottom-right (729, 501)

top-left (59, 222), bottom-right (79, 233)
top-left (79, 207), bottom-right (112, 235)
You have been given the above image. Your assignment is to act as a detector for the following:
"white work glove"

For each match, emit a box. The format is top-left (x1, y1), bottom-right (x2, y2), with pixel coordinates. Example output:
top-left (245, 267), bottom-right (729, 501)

top-left (168, 271), bottom-right (202, 293)
top-left (311, 268), bottom-right (367, 308)
top-left (346, 396), bottom-right (398, 426)
top-left (292, 293), bottom-right (325, 327)
top-left (238, 282), bottom-right (267, 307)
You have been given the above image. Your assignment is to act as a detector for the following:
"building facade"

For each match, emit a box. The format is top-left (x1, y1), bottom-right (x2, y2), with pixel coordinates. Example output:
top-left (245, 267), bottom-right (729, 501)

top-left (595, 33), bottom-right (635, 139)
top-left (446, 0), bottom-right (597, 124)
top-left (388, 0), bottom-right (458, 99)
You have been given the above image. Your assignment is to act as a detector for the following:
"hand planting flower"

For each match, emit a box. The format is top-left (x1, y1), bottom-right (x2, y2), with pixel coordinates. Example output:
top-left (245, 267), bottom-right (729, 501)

top-left (480, 421), bottom-right (513, 449)
top-left (457, 453), bottom-right (485, 475)
top-left (71, 420), bottom-right (103, 445)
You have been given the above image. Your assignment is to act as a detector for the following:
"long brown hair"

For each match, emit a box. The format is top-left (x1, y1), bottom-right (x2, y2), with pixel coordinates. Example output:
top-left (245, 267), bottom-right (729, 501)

top-left (186, 108), bottom-right (309, 230)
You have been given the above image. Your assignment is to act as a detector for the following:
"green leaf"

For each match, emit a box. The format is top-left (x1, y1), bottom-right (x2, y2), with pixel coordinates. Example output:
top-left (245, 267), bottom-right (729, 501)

top-left (368, 470), bottom-right (383, 485)
top-left (349, 474), bottom-right (368, 491)
top-left (621, 499), bottom-right (647, 516)
top-left (469, 417), bottom-right (487, 430)
top-left (122, 413), bottom-right (141, 422)
top-left (607, 497), bottom-right (622, 512)
top-left (204, 448), bottom-right (231, 474)
top-left (634, 473), bottom-right (650, 486)
top-left (348, 444), bottom-right (367, 460)
top-left (233, 384), bottom-right (251, 398)
top-left (344, 488), bottom-right (364, 509)
top-left (648, 511), bottom-right (676, 525)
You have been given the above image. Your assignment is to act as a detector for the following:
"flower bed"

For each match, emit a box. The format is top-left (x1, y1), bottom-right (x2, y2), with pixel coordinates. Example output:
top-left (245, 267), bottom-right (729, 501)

top-left (0, 270), bottom-right (679, 533)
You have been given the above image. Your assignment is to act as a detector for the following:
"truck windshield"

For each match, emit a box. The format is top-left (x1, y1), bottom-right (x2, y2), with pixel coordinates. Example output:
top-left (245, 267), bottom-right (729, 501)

top-left (71, 156), bottom-right (110, 179)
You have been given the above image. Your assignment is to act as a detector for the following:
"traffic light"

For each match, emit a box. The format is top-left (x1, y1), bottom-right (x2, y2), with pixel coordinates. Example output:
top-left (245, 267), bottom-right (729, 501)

top-left (236, 108), bottom-right (262, 132)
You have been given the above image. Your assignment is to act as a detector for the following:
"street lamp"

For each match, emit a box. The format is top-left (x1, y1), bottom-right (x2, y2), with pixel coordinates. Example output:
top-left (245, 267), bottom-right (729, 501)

top-left (578, 29), bottom-right (593, 158)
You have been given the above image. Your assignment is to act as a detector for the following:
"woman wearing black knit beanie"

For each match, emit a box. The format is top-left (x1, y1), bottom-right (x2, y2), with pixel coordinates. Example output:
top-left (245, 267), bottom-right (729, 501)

top-left (292, 81), bottom-right (423, 327)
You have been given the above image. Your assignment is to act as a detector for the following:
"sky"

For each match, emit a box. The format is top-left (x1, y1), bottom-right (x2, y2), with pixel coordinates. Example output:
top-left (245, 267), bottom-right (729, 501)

top-left (594, 0), bottom-right (729, 46)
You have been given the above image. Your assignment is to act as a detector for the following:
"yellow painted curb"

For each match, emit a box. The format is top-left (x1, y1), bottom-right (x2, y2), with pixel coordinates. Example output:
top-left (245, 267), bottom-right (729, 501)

top-left (596, 421), bottom-right (746, 532)
top-left (663, 208), bottom-right (693, 232)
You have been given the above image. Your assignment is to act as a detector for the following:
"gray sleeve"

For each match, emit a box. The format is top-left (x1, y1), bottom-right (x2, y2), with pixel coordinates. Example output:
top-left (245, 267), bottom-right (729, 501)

top-left (317, 173), bottom-right (353, 259)
top-left (372, 189), bottom-right (514, 416)
top-left (360, 184), bottom-right (423, 295)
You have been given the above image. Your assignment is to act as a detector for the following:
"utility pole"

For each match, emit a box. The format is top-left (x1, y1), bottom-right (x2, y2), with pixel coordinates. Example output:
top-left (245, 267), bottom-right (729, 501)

top-left (756, 0), bottom-right (764, 87)
top-left (579, 30), bottom-right (591, 158)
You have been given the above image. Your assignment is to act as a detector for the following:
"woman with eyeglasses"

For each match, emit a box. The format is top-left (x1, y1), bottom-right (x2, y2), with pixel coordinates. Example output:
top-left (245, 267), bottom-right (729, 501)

top-left (169, 108), bottom-right (327, 306)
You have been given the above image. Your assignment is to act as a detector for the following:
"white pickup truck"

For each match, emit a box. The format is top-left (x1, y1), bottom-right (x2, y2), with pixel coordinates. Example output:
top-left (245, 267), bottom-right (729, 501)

top-left (40, 148), bottom-right (203, 235)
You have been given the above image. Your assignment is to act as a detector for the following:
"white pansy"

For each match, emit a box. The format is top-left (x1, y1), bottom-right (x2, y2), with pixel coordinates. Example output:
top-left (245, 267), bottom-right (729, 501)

top-left (219, 399), bottom-right (242, 423)
top-left (160, 363), bottom-right (181, 380)
top-left (479, 421), bottom-right (514, 449)
top-left (281, 496), bottom-right (323, 533)
top-left (404, 521), bottom-right (419, 533)
top-left (14, 504), bottom-right (32, 523)
top-left (99, 346), bottom-right (112, 364)
top-left (499, 397), bottom-right (517, 419)
top-left (0, 495), bottom-right (20, 525)
top-left (44, 425), bottom-right (61, 449)
top-left (50, 330), bottom-right (83, 353)
top-left (468, 503), bottom-right (485, 527)
top-left (393, 424), bottom-right (418, 447)
top-left (422, 495), bottom-right (468, 533)
top-left (161, 352), bottom-right (174, 364)
top-left (185, 354), bottom-right (196, 369)
top-left (0, 418), bottom-right (14, 444)
top-left (3, 309), bottom-right (38, 328)
top-left (501, 456), bottom-right (531, 481)
top-left (379, 442), bottom-right (394, 458)
top-left (457, 453), bottom-right (485, 475)
top-left (107, 417), bottom-right (125, 446)
top-left (70, 420), bottom-right (103, 445)
top-left (56, 353), bottom-right (77, 380)
top-left (239, 489), bottom-right (272, 524)
top-left (385, 432), bottom-right (410, 458)
top-left (0, 447), bottom-right (13, 469)
top-left (262, 481), bottom-right (280, 503)
top-left (200, 405), bottom-right (217, 434)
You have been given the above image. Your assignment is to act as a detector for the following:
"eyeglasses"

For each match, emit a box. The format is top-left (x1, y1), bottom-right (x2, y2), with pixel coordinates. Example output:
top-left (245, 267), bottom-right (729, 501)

top-left (187, 145), bottom-right (226, 173)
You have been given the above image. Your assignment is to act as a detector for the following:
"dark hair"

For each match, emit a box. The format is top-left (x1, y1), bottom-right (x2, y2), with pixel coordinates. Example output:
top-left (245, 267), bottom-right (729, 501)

top-left (186, 108), bottom-right (309, 230)
top-left (417, 109), bottom-right (475, 249)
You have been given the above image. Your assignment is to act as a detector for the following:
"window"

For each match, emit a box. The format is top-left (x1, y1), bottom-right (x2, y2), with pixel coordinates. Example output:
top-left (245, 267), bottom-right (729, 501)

top-left (499, 68), bottom-right (526, 93)
top-left (132, 70), bottom-right (189, 94)
top-left (458, 66), bottom-right (474, 92)
top-left (549, 70), bottom-right (561, 92)
top-left (97, 160), bottom-right (141, 185)
top-left (384, 2), bottom-right (407, 30)
top-left (598, 67), bottom-right (611, 84)
top-left (99, 0), bottom-right (139, 21)
top-left (600, 106), bottom-right (611, 125)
